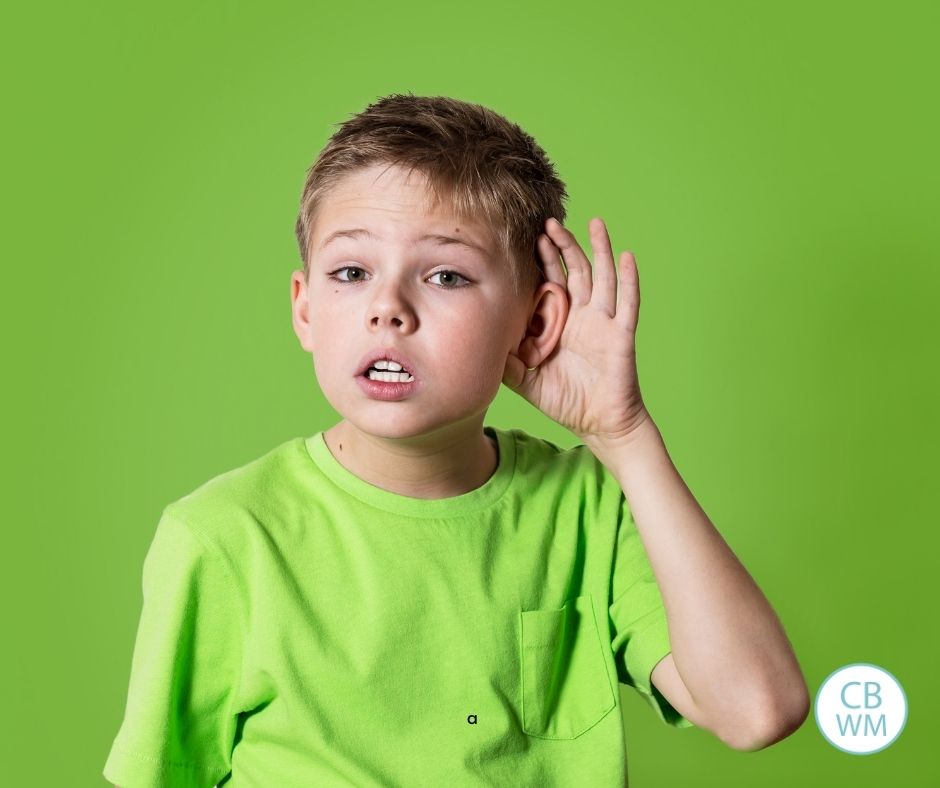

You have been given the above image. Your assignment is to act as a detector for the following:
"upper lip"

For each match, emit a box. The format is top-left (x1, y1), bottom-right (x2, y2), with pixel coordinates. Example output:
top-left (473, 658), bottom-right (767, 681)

top-left (356, 348), bottom-right (418, 377)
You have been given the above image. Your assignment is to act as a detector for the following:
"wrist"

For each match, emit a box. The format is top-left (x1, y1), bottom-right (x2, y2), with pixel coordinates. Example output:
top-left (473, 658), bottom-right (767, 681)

top-left (580, 409), bottom-right (658, 456)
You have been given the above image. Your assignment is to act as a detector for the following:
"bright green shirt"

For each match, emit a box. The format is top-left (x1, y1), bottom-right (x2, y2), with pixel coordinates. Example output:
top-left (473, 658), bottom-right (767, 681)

top-left (104, 426), bottom-right (691, 787)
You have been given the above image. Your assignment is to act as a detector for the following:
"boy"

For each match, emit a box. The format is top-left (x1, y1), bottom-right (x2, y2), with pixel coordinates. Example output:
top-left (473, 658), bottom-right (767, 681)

top-left (104, 93), bottom-right (809, 787)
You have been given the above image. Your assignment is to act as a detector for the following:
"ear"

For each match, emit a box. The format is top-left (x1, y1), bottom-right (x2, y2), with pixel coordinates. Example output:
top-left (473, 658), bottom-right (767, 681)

top-left (513, 281), bottom-right (569, 368)
top-left (290, 270), bottom-right (314, 352)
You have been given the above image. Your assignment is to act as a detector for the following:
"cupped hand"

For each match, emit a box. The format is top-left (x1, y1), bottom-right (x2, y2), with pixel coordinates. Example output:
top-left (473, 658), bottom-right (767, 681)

top-left (502, 217), bottom-right (651, 445)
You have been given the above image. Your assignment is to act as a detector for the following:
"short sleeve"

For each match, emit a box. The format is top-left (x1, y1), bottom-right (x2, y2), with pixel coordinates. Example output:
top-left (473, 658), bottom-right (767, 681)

top-left (608, 487), bottom-right (693, 729)
top-left (103, 508), bottom-right (245, 787)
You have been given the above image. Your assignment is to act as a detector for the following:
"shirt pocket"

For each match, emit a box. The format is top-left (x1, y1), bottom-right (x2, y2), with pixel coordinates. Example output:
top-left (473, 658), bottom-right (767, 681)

top-left (519, 593), bottom-right (617, 739)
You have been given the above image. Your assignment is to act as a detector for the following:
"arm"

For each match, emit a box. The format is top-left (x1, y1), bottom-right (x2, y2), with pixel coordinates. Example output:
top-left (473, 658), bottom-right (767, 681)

top-left (504, 216), bottom-right (809, 748)
top-left (586, 415), bottom-right (810, 751)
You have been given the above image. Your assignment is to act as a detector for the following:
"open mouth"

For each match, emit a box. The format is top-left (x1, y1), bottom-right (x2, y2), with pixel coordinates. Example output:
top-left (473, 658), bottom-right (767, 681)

top-left (362, 361), bottom-right (415, 383)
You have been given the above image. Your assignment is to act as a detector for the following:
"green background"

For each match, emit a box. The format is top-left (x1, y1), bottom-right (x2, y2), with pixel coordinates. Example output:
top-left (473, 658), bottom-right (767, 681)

top-left (4, 0), bottom-right (937, 785)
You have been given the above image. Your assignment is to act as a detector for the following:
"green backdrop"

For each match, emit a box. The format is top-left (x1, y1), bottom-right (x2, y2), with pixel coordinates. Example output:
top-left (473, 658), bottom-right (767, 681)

top-left (5, 1), bottom-right (937, 785)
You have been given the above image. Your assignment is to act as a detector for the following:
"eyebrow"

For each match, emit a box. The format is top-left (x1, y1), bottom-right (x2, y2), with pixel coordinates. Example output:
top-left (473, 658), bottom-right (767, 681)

top-left (318, 227), bottom-right (489, 257)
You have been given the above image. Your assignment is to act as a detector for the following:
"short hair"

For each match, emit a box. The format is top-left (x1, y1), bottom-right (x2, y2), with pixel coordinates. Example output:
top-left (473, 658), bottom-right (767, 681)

top-left (294, 93), bottom-right (569, 298)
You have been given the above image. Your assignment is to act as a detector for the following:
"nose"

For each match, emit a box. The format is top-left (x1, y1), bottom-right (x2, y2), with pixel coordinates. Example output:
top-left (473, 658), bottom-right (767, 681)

top-left (367, 279), bottom-right (417, 332)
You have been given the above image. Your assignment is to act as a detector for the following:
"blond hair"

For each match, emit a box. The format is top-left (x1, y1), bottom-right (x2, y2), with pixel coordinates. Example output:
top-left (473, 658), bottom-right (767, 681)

top-left (294, 93), bottom-right (569, 298)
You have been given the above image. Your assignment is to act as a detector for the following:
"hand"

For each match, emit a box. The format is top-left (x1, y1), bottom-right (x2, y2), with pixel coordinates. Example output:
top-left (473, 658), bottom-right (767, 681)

top-left (502, 217), bottom-right (651, 445)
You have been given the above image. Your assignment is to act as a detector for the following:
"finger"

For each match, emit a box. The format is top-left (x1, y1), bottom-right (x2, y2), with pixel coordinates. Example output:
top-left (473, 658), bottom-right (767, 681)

top-left (615, 250), bottom-right (640, 334)
top-left (545, 217), bottom-right (592, 306)
top-left (536, 232), bottom-right (566, 287)
top-left (588, 217), bottom-right (617, 318)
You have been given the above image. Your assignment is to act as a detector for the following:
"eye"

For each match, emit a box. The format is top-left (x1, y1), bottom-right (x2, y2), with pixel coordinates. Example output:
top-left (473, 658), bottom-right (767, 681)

top-left (327, 266), bottom-right (369, 283)
top-left (326, 266), bottom-right (470, 288)
top-left (428, 270), bottom-right (470, 289)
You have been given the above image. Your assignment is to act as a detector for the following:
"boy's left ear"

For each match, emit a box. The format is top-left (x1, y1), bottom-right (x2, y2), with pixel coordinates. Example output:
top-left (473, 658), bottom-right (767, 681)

top-left (513, 282), bottom-right (569, 368)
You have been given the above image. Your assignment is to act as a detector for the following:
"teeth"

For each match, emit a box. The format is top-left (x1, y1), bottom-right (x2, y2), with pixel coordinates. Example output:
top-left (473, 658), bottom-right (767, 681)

top-left (373, 359), bottom-right (404, 372)
top-left (367, 370), bottom-right (414, 383)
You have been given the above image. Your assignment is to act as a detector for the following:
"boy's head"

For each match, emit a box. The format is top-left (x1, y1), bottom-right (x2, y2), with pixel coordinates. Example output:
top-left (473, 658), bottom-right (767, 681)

top-left (294, 93), bottom-right (569, 300)
top-left (290, 94), bottom-right (570, 445)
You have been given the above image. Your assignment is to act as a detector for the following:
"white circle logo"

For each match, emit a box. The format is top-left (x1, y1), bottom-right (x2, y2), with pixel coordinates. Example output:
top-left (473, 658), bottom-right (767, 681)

top-left (814, 663), bottom-right (907, 754)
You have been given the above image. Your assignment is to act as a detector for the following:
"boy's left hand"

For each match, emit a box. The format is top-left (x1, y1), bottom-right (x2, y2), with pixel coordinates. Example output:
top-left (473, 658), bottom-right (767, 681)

top-left (503, 217), bottom-right (651, 446)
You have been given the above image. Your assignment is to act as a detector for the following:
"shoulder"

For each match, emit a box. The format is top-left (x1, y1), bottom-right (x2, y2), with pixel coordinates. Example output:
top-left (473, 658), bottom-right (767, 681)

top-left (162, 436), bottom-right (309, 549)
top-left (494, 428), bottom-right (624, 536)
top-left (494, 427), bottom-right (607, 488)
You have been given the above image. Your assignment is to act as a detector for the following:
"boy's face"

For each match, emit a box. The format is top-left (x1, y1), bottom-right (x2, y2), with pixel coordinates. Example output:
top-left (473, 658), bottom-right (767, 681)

top-left (291, 163), bottom-right (535, 442)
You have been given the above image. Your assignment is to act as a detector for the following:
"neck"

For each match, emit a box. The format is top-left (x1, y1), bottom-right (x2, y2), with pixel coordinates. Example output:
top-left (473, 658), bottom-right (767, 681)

top-left (322, 418), bottom-right (499, 500)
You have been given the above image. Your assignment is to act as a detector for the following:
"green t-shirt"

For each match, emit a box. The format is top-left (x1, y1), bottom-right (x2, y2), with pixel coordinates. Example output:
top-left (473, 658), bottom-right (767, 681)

top-left (104, 426), bottom-right (691, 787)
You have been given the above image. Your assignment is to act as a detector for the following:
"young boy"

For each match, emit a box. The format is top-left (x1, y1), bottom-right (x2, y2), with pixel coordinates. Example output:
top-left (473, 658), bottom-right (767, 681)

top-left (103, 94), bottom-right (809, 787)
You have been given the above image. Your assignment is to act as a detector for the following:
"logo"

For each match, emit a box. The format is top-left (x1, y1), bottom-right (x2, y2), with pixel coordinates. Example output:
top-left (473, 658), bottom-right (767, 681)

top-left (814, 663), bottom-right (907, 754)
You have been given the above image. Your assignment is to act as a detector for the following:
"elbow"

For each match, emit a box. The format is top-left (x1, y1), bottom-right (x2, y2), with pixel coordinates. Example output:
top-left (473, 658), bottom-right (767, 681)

top-left (719, 681), bottom-right (811, 752)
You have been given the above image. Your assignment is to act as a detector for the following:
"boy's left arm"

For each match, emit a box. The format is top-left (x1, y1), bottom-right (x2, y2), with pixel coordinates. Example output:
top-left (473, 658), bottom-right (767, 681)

top-left (583, 416), bottom-right (810, 751)
top-left (503, 217), bottom-right (810, 752)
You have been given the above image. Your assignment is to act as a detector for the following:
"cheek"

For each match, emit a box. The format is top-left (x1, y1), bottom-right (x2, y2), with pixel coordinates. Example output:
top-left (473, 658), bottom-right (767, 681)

top-left (451, 304), bottom-right (513, 364)
top-left (308, 298), bottom-right (349, 338)
top-left (441, 329), bottom-right (509, 390)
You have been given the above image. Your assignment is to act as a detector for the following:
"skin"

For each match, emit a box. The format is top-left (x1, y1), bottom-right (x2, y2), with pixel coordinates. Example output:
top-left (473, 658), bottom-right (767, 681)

top-left (290, 162), bottom-right (568, 499)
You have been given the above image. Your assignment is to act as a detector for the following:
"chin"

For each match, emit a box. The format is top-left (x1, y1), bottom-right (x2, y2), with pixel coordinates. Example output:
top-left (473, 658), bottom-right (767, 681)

top-left (349, 411), bottom-right (482, 444)
top-left (343, 414), bottom-right (434, 440)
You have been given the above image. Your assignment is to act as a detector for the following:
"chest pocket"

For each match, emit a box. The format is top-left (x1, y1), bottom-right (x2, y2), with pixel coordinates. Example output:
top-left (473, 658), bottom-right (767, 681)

top-left (519, 594), bottom-right (616, 739)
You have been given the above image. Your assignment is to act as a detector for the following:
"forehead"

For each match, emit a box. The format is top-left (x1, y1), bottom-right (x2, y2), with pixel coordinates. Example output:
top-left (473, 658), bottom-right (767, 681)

top-left (312, 164), bottom-right (495, 255)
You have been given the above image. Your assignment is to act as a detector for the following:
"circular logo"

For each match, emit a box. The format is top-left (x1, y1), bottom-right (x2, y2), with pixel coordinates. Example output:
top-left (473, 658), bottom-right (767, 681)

top-left (814, 663), bottom-right (907, 754)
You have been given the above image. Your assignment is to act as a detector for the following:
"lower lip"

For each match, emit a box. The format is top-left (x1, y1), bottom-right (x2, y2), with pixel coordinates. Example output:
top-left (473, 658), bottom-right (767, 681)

top-left (356, 373), bottom-right (419, 401)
